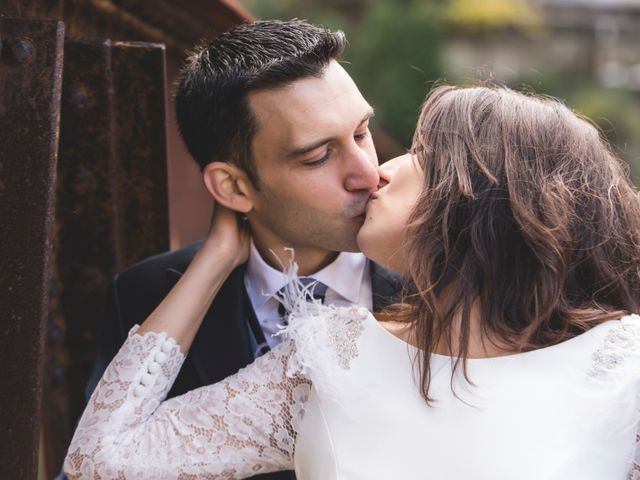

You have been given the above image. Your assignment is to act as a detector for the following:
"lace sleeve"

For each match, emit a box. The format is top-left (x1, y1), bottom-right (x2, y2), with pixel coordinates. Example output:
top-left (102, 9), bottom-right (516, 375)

top-left (63, 326), bottom-right (311, 479)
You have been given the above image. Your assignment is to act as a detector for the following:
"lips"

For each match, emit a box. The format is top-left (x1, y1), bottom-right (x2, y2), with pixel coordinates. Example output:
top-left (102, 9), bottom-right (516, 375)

top-left (349, 194), bottom-right (375, 218)
top-left (364, 194), bottom-right (377, 214)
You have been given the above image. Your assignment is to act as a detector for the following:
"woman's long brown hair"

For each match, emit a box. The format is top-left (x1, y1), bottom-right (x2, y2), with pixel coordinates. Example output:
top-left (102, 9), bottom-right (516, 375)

top-left (399, 85), bottom-right (640, 402)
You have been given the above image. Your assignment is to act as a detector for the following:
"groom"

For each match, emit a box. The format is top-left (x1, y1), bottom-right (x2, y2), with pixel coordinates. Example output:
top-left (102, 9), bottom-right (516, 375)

top-left (86, 19), bottom-right (401, 480)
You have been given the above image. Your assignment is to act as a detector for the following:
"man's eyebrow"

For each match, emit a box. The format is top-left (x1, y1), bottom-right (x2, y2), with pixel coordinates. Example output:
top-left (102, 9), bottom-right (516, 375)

top-left (287, 109), bottom-right (376, 158)
top-left (359, 109), bottom-right (375, 126)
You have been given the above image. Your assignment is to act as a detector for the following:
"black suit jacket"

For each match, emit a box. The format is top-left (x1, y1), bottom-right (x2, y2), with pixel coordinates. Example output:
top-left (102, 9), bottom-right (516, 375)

top-left (85, 240), bottom-right (402, 480)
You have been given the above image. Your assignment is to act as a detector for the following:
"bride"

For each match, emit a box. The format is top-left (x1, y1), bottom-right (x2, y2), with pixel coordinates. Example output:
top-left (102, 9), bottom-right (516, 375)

top-left (64, 85), bottom-right (640, 479)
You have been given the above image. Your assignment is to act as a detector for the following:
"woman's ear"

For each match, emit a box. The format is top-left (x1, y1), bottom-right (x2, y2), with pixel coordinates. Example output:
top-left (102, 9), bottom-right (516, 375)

top-left (202, 162), bottom-right (254, 213)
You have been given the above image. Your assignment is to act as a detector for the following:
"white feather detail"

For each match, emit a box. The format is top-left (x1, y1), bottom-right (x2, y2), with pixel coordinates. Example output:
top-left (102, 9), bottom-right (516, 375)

top-left (271, 250), bottom-right (370, 398)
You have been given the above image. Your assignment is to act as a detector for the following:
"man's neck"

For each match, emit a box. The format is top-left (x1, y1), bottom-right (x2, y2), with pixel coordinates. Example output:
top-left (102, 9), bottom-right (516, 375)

top-left (252, 237), bottom-right (340, 277)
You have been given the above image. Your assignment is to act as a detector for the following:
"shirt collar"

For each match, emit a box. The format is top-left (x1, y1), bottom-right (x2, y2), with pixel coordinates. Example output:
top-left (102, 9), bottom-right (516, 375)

top-left (244, 240), bottom-right (368, 309)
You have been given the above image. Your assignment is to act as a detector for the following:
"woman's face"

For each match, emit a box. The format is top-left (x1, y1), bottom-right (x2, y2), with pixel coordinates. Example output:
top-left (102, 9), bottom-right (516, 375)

top-left (357, 153), bottom-right (424, 273)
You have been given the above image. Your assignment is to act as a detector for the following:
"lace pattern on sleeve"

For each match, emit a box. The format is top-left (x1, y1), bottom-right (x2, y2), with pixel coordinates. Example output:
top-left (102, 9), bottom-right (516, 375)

top-left (64, 327), bottom-right (311, 479)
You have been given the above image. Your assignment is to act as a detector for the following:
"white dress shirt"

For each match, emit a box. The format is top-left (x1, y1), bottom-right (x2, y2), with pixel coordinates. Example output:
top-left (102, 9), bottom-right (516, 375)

top-left (244, 241), bottom-right (373, 348)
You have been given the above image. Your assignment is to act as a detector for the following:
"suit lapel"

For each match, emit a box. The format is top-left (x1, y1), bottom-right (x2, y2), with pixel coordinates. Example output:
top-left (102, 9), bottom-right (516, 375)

top-left (370, 262), bottom-right (403, 312)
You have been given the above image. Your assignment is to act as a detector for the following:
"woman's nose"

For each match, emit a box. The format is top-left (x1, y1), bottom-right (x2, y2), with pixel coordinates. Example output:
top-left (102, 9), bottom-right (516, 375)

top-left (377, 154), bottom-right (406, 188)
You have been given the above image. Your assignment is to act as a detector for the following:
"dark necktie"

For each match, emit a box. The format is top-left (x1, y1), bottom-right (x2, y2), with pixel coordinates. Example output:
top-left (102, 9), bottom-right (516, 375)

top-left (277, 277), bottom-right (328, 324)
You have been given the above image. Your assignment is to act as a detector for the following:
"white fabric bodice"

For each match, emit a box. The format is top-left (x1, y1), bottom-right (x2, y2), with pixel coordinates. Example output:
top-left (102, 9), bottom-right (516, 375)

top-left (294, 313), bottom-right (640, 479)
top-left (64, 305), bottom-right (640, 479)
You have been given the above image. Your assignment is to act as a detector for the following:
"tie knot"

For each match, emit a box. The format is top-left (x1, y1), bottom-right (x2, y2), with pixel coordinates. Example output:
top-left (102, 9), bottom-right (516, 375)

top-left (277, 277), bottom-right (327, 321)
top-left (298, 277), bottom-right (328, 301)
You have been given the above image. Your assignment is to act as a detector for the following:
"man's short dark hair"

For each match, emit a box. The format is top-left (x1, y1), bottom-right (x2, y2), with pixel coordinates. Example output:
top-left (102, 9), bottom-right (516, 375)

top-left (175, 19), bottom-right (346, 187)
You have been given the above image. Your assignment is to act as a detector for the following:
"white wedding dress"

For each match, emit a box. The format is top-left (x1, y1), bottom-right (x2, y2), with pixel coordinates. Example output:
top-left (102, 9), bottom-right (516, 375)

top-left (64, 302), bottom-right (640, 479)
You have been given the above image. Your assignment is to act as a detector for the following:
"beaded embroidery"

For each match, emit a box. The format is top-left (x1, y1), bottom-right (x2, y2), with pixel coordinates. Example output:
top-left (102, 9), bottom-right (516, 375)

top-left (327, 305), bottom-right (368, 369)
top-left (631, 432), bottom-right (640, 480)
top-left (589, 314), bottom-right (640, 377)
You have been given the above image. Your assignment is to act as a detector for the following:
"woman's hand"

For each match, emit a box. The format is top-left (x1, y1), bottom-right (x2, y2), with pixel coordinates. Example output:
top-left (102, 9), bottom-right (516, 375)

top-left (136, 203), bottom-right (250, 351)
top-left (202, 203), bottom-right (250, 271)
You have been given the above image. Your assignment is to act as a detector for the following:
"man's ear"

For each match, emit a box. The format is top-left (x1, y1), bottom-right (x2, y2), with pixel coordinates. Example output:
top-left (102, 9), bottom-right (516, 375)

top-left (202, 162), bottom-right (254, 213)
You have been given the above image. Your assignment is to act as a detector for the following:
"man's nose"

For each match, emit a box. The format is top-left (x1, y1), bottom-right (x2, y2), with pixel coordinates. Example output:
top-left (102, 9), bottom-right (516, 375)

top-left (344, 146), bottom-right (379, 193)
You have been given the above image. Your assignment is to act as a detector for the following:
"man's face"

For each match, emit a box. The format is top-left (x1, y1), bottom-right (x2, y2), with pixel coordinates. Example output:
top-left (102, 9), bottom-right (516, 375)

top-left (245, 60), bottom-right (379, 260)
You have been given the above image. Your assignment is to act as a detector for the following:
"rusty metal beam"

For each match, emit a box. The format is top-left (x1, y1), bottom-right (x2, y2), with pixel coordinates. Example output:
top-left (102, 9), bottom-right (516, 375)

top-left (0, 0), bottom-right (23, 16)
top-left (0, 17), bottom-right (64, 480)
top-left (58, 0), bottom-right (252, 62)
top-left (210, 0), bottom-right (254, 24)
top-left (110, 41), bottom-right (170, 269)
top-left (42, 39), bottom-right (170, 475)
top-left (1, 0), bottom-right (252, 62)
top-left (110, 0), bottom-right (253, 51)
top-left (43, 38), bottom-right (116, 477)
top-left (0, 0), bottom-right (64, 20)
top-left (84, 0), bottom-right (184, 52)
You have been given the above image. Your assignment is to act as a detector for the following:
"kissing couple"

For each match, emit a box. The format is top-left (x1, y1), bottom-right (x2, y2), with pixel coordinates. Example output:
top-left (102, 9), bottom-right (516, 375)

top-left (65, 19), bottom-right (640, 480)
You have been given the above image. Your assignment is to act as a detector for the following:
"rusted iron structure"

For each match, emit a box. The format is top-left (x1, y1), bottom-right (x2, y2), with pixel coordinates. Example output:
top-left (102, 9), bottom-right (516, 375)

top-left (0, 17), bottom-right (65, 480)
top-left (44, 39), bottom-right (171, 476)
top-left (0, 1), bottom-right (252, 478)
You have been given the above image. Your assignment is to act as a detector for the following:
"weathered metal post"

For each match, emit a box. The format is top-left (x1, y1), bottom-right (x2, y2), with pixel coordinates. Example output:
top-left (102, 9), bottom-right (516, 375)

top-left (1, 1), bottom-right (249, 476)
top-left (0, 17), bottom-right (65, 480)
top-left (42, 39), bottom-right (170, 475)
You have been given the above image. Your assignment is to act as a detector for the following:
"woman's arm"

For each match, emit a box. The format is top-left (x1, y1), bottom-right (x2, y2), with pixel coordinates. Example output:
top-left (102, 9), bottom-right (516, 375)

top-left (64, 331), bottom-right (311, 478)
top-left (136, 204), bottom-right (249, 352)
top-left (63, 205), bottom-right (312, 478)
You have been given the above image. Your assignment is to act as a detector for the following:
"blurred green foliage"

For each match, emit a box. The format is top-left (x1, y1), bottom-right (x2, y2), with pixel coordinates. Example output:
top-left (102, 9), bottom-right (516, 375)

top-left (570, 87), bottom-right (640, 184)
top-left (444, 0), bottom-right (543, 31)
top-left (518, 71), bottom-right (640, 184)
top-left (239, 0), bottom-right (640, 183)
top-left (345, 1), bottom-right (442, 146)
